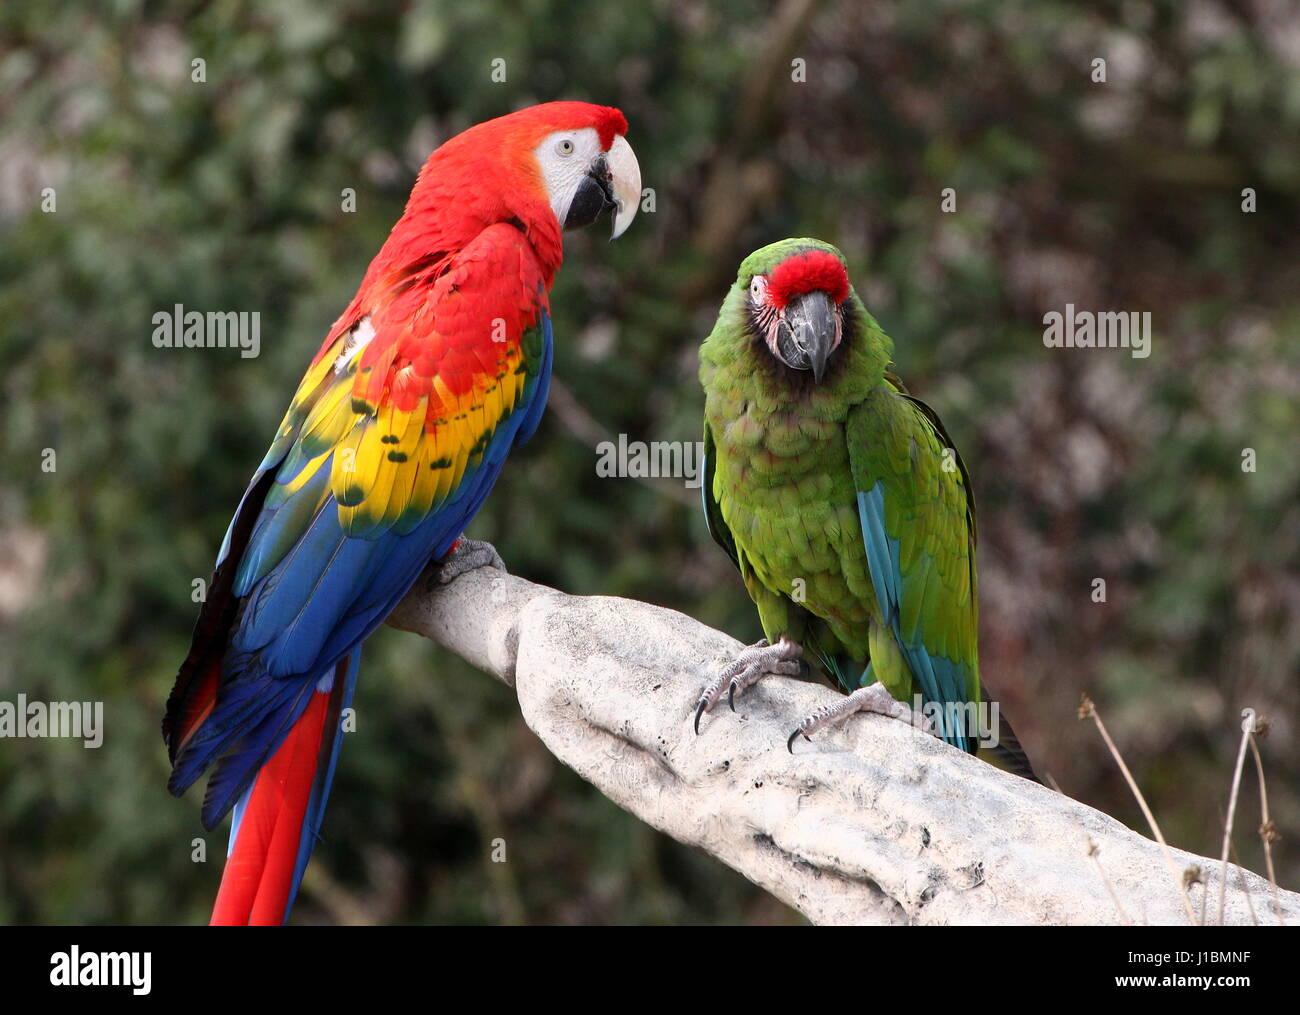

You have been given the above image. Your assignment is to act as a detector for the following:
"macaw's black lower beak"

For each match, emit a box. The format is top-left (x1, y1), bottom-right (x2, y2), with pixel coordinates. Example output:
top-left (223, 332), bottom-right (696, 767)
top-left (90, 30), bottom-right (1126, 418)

top-left (774, 290), bottom-right (837, 382)
top-left (564, 154), bottom-right (616, 231)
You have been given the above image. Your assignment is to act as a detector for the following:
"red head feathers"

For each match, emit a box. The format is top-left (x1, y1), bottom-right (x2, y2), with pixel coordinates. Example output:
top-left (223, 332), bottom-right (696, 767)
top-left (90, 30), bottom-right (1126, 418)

top-left (309, 102), bottom-right (637, 372)
top-left (768, 250), bottom-right (851, 309)
top-left (444, 101), bottom-right (628, 156)
top-left (402, 102), bottom-right (631, 269)
top-left (329, 102), bottom-right (632, 340)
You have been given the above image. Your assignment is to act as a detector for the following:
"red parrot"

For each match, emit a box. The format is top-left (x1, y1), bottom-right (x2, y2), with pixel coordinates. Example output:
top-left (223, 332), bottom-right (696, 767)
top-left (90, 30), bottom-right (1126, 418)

top-left (162, 102), bottom-right (641, 925)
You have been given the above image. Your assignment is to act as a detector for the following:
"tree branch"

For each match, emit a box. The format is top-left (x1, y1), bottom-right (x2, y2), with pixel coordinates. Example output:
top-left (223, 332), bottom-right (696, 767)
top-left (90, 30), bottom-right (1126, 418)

top-left (387, 566), bottom-right (1297, 926)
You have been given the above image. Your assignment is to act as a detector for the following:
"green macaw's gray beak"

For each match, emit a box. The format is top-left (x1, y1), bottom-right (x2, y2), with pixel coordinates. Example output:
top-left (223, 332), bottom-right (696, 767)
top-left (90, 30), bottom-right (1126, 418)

top-left (776, 290), bottom-right (836, 382)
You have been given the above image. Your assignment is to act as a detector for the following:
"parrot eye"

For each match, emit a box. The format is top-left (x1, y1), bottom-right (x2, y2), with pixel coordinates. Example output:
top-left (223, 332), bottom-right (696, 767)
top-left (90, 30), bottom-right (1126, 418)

top-left (555, 138), bottom-right (576, 157)
top-left (749, 275), bottom-right (768, 300)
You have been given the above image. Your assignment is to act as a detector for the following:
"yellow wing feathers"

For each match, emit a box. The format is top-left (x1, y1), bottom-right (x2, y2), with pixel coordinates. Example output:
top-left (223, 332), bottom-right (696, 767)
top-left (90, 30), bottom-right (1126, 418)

top-left (264, 318), bottom-right (531, 539)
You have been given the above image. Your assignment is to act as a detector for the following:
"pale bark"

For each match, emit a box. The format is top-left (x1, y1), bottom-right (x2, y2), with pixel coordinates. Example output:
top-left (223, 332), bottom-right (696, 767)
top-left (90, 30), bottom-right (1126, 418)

top-left (388, 566), bottom-right (1297, 926)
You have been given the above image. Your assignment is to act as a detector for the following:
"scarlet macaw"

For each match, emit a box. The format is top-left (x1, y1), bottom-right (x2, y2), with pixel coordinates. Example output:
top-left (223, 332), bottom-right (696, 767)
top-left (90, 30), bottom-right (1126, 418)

top-left (163, 102), bottom-right (641, 924)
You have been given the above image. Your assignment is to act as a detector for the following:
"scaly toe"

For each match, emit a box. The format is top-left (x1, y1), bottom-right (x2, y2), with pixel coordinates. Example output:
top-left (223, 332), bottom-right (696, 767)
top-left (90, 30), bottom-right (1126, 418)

top-left (694, 637), bottom-right (803, 734)
top-left (434, 538), bottom-right (507, 586)
top-left (786, 682), bottom-right (923, 752)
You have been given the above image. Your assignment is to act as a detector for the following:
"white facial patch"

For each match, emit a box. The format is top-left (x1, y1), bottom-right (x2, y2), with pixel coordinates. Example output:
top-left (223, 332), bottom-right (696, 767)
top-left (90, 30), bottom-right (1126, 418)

top-left (533, 126), bottom-right (603, 227)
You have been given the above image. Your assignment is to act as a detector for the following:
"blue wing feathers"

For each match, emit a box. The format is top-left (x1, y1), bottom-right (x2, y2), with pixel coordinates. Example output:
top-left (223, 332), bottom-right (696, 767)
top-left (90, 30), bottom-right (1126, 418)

top-left (176, 310), bottom-right (555, 830)
top-left (857, 485), bottom-right (970, 751)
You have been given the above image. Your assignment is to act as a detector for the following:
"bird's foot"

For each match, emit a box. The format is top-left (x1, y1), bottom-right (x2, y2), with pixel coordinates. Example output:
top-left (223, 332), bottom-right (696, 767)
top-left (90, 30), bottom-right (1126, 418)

top-left (787, 681), bottom-right (933, 753)
top-left (430, 538), bottom-right (507, 588)
top-left (694, 637), bottom-right (803, 734)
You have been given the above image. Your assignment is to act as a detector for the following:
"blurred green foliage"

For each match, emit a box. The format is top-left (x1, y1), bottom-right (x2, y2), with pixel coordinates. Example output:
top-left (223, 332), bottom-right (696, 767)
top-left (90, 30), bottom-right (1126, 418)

top-left (0, 0), bottom-right (1296, 924)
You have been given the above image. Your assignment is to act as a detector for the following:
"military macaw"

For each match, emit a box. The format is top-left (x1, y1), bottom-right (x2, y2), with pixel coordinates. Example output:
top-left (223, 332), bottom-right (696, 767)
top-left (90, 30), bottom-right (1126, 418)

top-left (163, 102), bottom-right (641, 925)
top-left (694, 238), bottom-right (1034, 778)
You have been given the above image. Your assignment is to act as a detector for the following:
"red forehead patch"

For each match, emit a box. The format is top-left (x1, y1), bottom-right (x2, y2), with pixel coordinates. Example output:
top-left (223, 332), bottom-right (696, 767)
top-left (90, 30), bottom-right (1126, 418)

top-left (768, 250), bottom-right (850, 308)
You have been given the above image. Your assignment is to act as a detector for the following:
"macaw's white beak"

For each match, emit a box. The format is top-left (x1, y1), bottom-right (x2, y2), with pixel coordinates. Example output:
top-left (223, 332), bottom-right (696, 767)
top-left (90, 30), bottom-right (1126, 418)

top-left (605, 135), bottom-right (641, 240)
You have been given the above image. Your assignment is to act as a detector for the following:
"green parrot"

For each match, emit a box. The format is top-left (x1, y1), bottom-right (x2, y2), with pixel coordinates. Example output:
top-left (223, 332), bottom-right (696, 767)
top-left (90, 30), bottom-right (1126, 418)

top-left (695, 237), bottom-right (1034, 777)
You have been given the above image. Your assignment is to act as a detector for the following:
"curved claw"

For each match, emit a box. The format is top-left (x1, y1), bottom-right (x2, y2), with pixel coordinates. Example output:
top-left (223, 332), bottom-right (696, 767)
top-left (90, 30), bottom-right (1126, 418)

top-left (694, 637), bottom-right (804, 736)
top-left (787, 728), bottom-right (810, 753)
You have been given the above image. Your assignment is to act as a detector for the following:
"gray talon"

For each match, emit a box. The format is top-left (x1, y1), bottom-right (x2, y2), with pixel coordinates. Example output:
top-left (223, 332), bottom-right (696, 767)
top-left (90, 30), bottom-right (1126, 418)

top-left (786, 681), bottom-right (932, 752)
top-left (694, 637), bottom-right (803, 733)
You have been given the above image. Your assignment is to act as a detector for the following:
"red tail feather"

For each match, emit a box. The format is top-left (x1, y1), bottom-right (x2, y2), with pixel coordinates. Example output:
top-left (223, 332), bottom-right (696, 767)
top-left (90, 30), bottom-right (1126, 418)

top-left (209, 688), bottom-right (332, 926)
